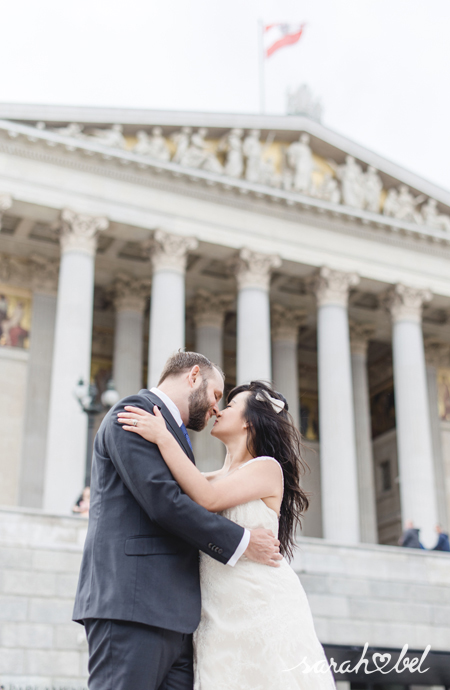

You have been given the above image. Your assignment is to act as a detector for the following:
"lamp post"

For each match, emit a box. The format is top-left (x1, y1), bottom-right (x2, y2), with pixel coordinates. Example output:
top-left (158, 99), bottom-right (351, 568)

top-left (74, 378), bottom-right (120, 487)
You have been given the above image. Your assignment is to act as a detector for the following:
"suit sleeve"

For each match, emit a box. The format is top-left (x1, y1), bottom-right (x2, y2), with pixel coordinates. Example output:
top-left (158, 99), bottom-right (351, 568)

top-left (103, 396), bottom-right (245, 565)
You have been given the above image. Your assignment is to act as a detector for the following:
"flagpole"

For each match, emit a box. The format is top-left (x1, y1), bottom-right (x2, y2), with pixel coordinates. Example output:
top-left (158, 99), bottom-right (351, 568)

top-left (258, 19), bottom-right (265, 114)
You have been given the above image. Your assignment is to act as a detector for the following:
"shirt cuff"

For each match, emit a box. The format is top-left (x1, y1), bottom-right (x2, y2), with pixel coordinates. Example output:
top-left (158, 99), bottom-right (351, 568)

top-left (226, 528), bottom-right (250, 567)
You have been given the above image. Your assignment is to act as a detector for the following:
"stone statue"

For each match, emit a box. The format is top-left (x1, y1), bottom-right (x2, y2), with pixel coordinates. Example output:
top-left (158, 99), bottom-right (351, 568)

top-left (330, 156), bottom-right (365, 209)
top-left (383, 188), bottom-right (399, 217)
top-left (421, 198), bottom-right (450, 232)
top-left (171, 127), bottom-right (192, 164)
top-left (243, 129), bottom-right (263, 183)
top-left (312, 173), bottom-right (341, 204)
top-left (286, 84), bottom-right (323, 122)
top-left (339, 156), bottom-right (364, 208)
top-left (218, 128), bottom-right (244, 178)
top-left (363, 166), bottom-right (383, 213)
top-left (287, 133), bottom-right (314, 193)
top-left (133, 127), bottom-right (170, 161)
top-left (179, 128), bottom-right (223, 173)
top-left (86, 124), bottom-right (127, 149)
top-left (394, 185), bottom-right (425, 223)
top-left (52, 123), bottom-right (84, 138)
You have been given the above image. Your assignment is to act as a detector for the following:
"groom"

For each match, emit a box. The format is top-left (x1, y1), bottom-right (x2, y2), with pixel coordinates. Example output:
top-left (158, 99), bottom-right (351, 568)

top-left (73, 351), bottom-right (281, 689)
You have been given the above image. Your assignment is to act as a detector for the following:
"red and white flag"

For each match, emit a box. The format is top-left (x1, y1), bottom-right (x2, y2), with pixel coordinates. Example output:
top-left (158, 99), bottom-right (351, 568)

top-left (264, 23), bottom-right (306, 58)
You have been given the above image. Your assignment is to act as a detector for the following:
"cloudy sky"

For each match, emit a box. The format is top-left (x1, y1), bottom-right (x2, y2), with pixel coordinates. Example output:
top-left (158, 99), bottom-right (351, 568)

top-left (2, 0), bottom-right (449, 190)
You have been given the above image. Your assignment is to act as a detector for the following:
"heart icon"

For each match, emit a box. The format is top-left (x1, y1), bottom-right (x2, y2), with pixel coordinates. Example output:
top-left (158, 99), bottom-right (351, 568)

top-left (373, 653), bottom-right (392, 673)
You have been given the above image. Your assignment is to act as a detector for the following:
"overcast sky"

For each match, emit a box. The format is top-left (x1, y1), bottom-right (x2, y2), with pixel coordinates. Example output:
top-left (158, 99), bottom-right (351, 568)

top-left (2, 0), bottom-right (449, 190)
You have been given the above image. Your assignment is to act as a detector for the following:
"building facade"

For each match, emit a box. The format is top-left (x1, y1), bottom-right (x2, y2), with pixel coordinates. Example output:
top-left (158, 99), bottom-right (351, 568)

top-left (0, 103), bottom-right (449, 687)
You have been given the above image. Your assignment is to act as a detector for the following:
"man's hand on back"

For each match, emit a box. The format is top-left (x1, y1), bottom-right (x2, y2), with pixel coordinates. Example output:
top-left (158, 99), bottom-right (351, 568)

top-left (245, 528), bottom-right (282, 567)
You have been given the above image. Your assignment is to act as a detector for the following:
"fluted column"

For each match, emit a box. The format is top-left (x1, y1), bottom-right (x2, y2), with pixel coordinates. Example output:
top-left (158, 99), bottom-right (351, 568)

top-left (148, 230), bottom-right (198, 387)
top-left (271, 304), bottom-right (306, 428)
top-left (192, 290), bottom-right (231, 470)
top-left (424, 339), bottom-right (449, 531)
top-left (43, 209), bottom-right (108, 513)
top-left (350, 322), bottom-right (378, 543)
top-left (19, 256), bottom-right (59, 508)
top-left (112, 274), bottom-right (150, 398)
top-left (384, 285), bottom-right (438, 547)
top-left (235, 248), bottom-right (281, 384)
top-left (311, 267), bottom-right (360, 543)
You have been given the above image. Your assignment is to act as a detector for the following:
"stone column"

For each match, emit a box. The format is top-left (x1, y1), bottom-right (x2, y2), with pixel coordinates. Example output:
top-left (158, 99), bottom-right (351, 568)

top-left (311, 267), bottom-right (361, 543)
top-left (350, 322), bottom-right (378, 543)
top-left (235, 248), bottom-right (281, 384)
top-left (192, 290), bottom-right (232, 471)
top-left (424, 339), bottom-right (450, 532)
top-left (43, 209), bottom-right (108, 513)
top-left (148, 230), bottom-right (198, 388)
top-left (0, 192), bottom-right (12, 229)
top-left (112, 274), bottom-right (150, 399)
top-left (271, 304), bottom-right (306, 428)
top-left (384, 284), bottom-right (438, 547)
top-left (19, 256), bottom-right (59, 508)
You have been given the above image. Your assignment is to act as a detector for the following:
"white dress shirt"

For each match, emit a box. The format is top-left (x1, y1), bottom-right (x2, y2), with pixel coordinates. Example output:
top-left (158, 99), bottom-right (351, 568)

top-left (150, 387), bottom-right (250, 566)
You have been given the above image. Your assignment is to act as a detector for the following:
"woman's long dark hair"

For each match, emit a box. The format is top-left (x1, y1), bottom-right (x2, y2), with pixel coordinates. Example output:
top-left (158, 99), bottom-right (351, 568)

top-left (228, 381), bottom-right (310, 561)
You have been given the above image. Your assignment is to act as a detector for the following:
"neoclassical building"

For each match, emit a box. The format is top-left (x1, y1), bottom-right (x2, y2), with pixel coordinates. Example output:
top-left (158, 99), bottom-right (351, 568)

top-left (1, 103), bottom-right (450, 687)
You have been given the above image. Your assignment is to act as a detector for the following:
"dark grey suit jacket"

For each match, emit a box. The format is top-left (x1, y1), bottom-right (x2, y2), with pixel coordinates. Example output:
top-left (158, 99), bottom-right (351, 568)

top-left (72, 389), bottom-right (245, 634)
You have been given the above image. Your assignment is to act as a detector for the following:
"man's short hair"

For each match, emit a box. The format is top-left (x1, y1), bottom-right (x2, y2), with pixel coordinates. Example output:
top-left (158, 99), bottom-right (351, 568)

top-left (158, 351), bottom-right (224, 386)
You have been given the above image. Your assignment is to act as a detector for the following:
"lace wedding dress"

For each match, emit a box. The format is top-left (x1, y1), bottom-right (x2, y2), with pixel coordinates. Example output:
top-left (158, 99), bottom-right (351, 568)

top-left (194, 457), bottom-right (336, 690)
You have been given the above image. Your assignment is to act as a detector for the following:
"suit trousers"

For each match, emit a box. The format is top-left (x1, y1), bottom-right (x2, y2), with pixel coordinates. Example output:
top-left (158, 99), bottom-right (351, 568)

top-left (84, 618), bottom-right (194, 690)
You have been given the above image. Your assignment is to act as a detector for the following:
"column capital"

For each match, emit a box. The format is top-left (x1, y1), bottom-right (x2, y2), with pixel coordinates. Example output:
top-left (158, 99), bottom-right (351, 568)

top-left (271, 303), bottom-right (306, 341)
top-left (383, 284), bottom-right (432, 323)
top-left (308, 267), bottom-right (360, 307)
top-left (234, 248), bottom-right (281, 290)
top-left (193, 290), bottom-right (233, 328)
top-left (29, 255), bottom-right (60, 295)
top-left (424, 337), bottom-right (450, 368)
top-left (0, 192), bottom-right (12, 228)
top-left (59, 208), bottom-right (109, 256)
top-left (113, 273), bottom-right (151, 313)
top-left (151, 229), bottom-right (198, 274)
top-left (349, 322), bottom-right (376, 356)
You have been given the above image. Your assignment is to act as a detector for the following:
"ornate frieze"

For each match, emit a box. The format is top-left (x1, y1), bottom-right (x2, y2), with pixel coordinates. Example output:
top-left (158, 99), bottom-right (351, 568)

top-left (424, 338), bottom-right (450, 368)
top-left (382, 284), bottom-right (432, 323)
top-left (308, 267), bottom-right (360, 308)
top-left (151, 229), bottom-right (198, 274)
top-left (234, 248), bottom-right (282, 291)
top-left (29, 254), bottom-right (59, 295)
top-left (59, 208), bottom-right (109, 256)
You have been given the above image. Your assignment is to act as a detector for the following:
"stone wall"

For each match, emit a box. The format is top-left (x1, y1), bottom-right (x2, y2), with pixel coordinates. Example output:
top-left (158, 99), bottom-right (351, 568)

top-left (1, 507), bottom-right (450, 688)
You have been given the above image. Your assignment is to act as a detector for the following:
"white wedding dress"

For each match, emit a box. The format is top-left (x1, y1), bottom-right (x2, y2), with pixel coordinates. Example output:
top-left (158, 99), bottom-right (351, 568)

top-left (194, 457), bottom-right (336, 690)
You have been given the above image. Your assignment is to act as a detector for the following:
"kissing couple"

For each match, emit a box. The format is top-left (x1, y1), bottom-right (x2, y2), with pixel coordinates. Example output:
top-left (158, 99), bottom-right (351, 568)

top-left (73, 351), bottom-right (336, 690)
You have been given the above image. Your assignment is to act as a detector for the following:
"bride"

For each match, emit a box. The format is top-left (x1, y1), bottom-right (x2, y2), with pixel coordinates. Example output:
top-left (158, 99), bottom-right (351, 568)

top-left (118, 380), bottom-right (336, 690)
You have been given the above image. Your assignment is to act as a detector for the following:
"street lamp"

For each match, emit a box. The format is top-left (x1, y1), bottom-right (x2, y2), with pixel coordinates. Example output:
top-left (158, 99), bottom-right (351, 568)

top-left (75, 377), bottom-right (120, 486)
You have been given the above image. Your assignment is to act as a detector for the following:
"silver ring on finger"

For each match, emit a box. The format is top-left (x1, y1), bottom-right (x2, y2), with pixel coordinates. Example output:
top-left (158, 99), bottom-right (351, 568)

top-left (132, 419), bottom-right (138, 427)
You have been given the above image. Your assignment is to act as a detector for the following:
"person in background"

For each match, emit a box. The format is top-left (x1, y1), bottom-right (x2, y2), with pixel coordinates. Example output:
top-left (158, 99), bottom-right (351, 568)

top-left (432, 524), bottom-right (450, 552)
top-left (398, 519), bottom-right (425, 549)
top-left (72, 486), bottom-right (90, 517)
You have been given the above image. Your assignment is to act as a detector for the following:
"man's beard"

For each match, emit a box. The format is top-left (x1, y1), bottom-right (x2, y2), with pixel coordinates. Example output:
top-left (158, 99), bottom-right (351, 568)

top-left (187, 379), bottom-right (211, 432)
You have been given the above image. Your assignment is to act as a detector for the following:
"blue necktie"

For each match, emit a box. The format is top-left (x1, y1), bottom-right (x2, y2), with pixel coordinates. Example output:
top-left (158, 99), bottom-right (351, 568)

top-left (180, 423), bottom-right (193, 451)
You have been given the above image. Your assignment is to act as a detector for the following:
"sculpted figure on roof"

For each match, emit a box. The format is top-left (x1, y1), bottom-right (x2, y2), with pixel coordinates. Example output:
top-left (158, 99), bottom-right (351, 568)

top-left (52, 123), bottom-right (84, 139)
top-left (133, 127), bottom-right (170, 161)
top-left (85, 124), bottom-right (127, 149)
top-left (363, 166), bottom-right (383, 213)
top-left (180, 128), bottom-right (223, 173)
top-left (287, 133), bottom-right (314, 194)
top-left (218, 128), bottom-right (244, 178)
top-left (171, 127), bottom-right (192, 164)
top-left (422, 198), bottom-right (450, 232)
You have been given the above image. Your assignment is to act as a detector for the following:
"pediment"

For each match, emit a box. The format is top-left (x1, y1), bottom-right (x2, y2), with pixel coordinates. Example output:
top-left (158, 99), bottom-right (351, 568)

top-left (0, 103), bottom-right (449, 241)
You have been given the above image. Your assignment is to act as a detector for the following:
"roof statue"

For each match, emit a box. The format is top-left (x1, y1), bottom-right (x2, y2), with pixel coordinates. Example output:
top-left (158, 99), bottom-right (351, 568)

top-left (286, 84), bottom-right (323, 122)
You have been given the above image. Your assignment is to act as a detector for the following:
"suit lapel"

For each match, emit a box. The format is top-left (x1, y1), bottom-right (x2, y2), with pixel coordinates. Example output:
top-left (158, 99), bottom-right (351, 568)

top-left (138, 389), bottom-right (196, 464)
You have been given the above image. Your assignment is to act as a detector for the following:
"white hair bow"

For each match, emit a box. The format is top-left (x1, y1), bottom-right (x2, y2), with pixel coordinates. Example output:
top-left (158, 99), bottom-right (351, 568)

top-left (255, 390), bottom-right (285, 414)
